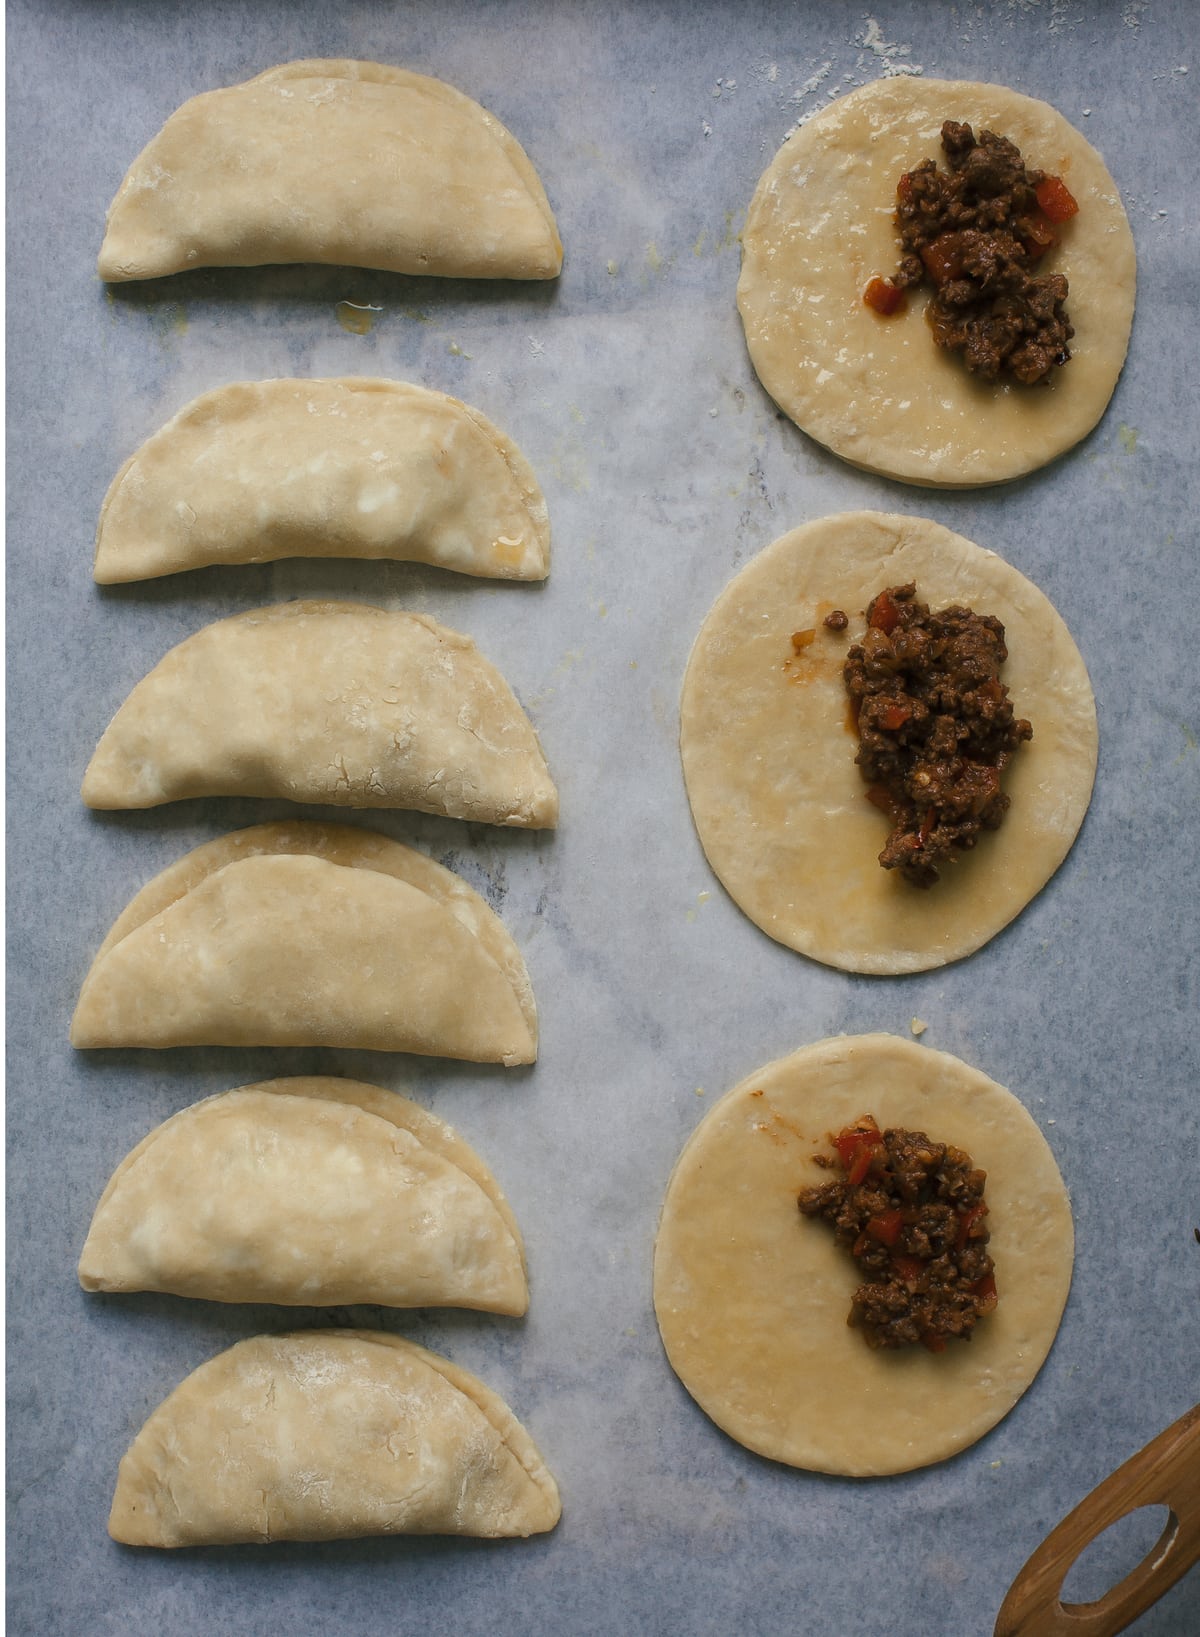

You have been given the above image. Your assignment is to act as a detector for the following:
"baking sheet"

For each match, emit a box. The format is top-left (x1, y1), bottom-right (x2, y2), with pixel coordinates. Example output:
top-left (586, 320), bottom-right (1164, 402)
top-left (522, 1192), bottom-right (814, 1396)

top-left (6, 2), bottom-right (1198, 1631)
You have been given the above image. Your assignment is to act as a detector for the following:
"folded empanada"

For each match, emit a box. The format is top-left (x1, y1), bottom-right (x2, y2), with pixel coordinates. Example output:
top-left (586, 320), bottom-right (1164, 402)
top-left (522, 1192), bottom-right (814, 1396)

top-left (109, 1330), bottom-right (562, 1545)
top-left (70, 823), bottom-right (537, 1062)
top-left (82, 601), bottom-right (558, 826)
top-left (98, 59), bottom-right (562, 282)
top-left (94, 379), bottom-right (550, 584)
top-left (80, 1078), bottom-right (528, 1312)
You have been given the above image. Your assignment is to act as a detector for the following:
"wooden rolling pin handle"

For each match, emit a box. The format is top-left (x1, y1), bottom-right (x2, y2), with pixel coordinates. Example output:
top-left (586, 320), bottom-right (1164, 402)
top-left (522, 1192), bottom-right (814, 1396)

top-left (994, 1403), bottom-right (1200, 1636)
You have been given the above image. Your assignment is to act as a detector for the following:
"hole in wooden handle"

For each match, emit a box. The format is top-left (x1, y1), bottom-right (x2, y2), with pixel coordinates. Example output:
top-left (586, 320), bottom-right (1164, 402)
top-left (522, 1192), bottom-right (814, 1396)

top-left (1060, 1505), bottom-right (1179, 1613)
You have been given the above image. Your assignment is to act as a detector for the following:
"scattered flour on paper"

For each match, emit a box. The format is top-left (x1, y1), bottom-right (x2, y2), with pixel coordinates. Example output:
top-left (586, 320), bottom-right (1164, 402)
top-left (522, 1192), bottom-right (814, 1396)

top-left (793, 60), bottom-right (834, 103)
top-left (780, 61), bottom-right (834, 137)
top-left (858, 18), bottom-right (924, 77)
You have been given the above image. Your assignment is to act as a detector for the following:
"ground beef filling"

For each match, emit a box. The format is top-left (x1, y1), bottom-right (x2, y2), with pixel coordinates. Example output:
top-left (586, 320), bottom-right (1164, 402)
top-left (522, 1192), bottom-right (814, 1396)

top-left (880, 120), bottom-right (1077, 385)
top-left (798, 1115), bottom-right (997, 1352)
top-left (843, 582), bottom-right (1032, 888)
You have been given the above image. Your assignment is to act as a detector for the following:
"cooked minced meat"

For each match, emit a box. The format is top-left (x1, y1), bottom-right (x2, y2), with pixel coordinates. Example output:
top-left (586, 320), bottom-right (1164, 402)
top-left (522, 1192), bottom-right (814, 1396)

top-left (797, 1114), bottom-right (997, 1352)
top-left (843, 582), bottom-right (1032, 888)
top-left (884, 120), bottom-right (1077, 385)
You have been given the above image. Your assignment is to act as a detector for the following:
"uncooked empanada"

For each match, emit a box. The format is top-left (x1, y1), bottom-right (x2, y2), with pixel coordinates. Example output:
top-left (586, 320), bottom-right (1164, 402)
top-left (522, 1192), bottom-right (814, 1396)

top-left (82, 601), bottom-right (558, 826)
top-left (109, 1330), bottom-right (562, 1545)
top-left (70, 823), bottom-right (537, 1062)
top-left (79, 1078), bottom-right (528, 1312)
top-left (94, 379), bottom-right (550, 584)
top-left (98, 59), bottom-right (562, 282)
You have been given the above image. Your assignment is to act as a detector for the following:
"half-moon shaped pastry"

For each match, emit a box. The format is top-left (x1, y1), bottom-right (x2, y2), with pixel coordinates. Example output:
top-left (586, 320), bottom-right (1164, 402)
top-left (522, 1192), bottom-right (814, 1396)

top-left (79, 1078), bottom-right (528, 1312)
top-left (82, 601), bottom-right (558, 827)
top-left (70, 823), bottom-right (537, 1062)
top-left (653, 1035), bottom-right (1073, 1476)
top-left (680, 512), bottom-right (1097, 974)
top-left (109, 1330), bottom-right (562, 1545)
top-left (98, 59), bottom-right (562, 282)
top-left (94, 379), bottom-right (550, 584)
top-left (738, 78), bottom-right (1135, 486)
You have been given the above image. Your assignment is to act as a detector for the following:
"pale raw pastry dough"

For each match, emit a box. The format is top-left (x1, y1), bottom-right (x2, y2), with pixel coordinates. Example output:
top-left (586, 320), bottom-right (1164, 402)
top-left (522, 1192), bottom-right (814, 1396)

top-left (79, 1078), bottom-right (528, 1313)
top-left (82, 600), bottom-right (558, 827)
top-left (109, 1330), bottom-right (561, 1545)
top-left (680, 512), bottom-right (1097, 974)
top-left (70, 822), bottom-right (537, 1062)
top-left (653, 1034), bottom-right (1073, 1476)
top-left (98, 59), bottom-right (562, 282)
top-left (94, 379), bottom-right (550, 584)
top-left (738, 77), bottom-right (1136, 486)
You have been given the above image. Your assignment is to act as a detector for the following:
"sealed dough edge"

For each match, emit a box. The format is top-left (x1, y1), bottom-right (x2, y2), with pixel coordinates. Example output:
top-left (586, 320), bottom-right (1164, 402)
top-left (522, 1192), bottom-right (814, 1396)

top-left (108, 1331), bottom-right (562, 1545)
top-left (93, 378), bottom-right (551, 584)
top-left (70, 823), bottom-right (538, 1063)
top-left (78, 1078), bottom-right (529, 1313)
top-left (652, 1034), bottom-right (1074, 1476)
top-left (98, 59), bottom-right (563, 282)
top-left (81, 601), bottom-right (559, 828)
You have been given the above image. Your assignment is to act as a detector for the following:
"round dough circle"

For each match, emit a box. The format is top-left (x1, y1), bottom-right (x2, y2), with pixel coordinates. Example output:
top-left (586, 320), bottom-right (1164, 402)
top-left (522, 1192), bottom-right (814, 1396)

top-left (679, 511), bottom-right (1097, 974)
top-left (737, 78), bottom-right (1136, 487)
top-left (653, 1034), bottom-right (1073, 1476)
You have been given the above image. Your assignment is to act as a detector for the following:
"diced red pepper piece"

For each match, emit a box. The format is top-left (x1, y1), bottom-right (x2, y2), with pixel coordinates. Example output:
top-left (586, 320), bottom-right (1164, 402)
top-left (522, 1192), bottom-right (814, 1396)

top-left (897, 171), bottom-right (914, 206)
top-left (955, 1201), bottom-right (988, 1251)
top-left (892, 1254), bottom-right (925, 1286)
top-left (1035, 175), bottom-right (1079, 223)
top-left (847, 1143), bottom-right (876, 1185)
top-left (879, 702), bottom-right (912, 733)
top-left (832, 1116), bottom-right (881, 1166)
top-left (920, 1331), bottom-right (948, 1355)
top-left (917, 807), bottom-right (936, 846)
top-left (920, 234), bottom-right (965, 286)
top-left (832, 1116), bottom-right (884, 1184)
top-left (866, 1208), bottom-right (905, 1247)
top-left (868, 589), bottom-right (902, 635)
top-left (866, 784), bottom-right (903, 824)
top-left (1023, 214), bottom-right (1057, 250)
top-left (863, 276), bottom-right (906, 316)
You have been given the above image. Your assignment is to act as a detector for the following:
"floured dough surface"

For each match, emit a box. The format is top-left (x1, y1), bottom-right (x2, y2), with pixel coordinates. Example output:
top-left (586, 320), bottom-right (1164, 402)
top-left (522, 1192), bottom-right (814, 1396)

top-left (70, 822), bottom-right (537, 1062)
top-left (738, 78), bottom-right (1135, 486)
top-left (95, 379), bottom-right (550, 583)
top-left (680, 512), bottom-right (1097, 973)
top-left (108, 1330), bottom-right (562, 1545)
top-left (82, 600), bottom-right (558, 827)
top-left (653, 1034), bottom-right (1073, 1476)
top-left (98, 59), bottom-right (562, 282)
top-left (79, 1078), bottom-right (529, 1312)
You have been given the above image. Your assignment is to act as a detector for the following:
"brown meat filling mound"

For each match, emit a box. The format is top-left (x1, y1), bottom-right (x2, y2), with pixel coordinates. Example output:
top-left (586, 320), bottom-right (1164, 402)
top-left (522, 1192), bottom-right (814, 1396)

top-left (891, 121), bottom-right (1075, 385)
top-left (798, 1115), bottom-right (997, 1352)
top-left (843, 582), bottom-right (1032, 888)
